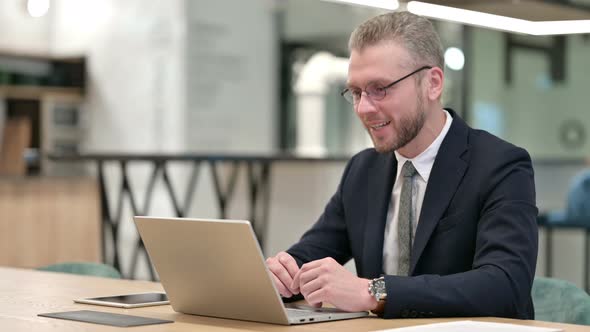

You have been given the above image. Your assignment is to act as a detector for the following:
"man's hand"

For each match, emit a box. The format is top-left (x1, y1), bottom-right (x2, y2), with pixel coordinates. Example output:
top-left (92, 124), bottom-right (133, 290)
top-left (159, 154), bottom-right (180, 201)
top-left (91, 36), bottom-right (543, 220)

top-left (291, 257), bottom-right (378, 312)
top-left (266, 251), bottom-right (300, 298)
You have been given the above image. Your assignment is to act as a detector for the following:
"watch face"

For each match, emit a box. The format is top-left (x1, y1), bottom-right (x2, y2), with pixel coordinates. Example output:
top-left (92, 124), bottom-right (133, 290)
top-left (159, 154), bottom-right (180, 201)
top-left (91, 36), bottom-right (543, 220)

top-left (370, 278), bottom-right (387, 300)
top-left (375, 279), bottom-right (386, 297)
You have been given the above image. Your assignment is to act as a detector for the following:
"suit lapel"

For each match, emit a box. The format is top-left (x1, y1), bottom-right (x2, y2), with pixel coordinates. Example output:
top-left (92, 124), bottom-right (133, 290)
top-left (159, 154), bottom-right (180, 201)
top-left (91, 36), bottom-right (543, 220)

top-left (363, 152), bottom-right (397, 278)
top-left (410, 111), bottom-right (470, 274)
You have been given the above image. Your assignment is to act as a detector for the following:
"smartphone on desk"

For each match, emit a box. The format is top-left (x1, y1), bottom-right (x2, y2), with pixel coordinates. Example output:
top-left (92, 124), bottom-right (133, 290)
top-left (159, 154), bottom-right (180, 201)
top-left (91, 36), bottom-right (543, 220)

top-left (74, 292), bottom-right (169, 308)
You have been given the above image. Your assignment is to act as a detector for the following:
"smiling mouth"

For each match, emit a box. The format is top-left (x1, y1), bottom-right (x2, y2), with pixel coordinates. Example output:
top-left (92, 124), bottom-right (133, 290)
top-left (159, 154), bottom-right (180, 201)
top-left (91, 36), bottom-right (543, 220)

top-left (370, 121), bottom-right (391, 130)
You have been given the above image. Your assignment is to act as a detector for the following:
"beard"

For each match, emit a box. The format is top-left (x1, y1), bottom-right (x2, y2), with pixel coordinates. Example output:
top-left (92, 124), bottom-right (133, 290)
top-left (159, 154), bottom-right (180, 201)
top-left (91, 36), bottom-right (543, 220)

top-left (371, 95), bottom-right (426, 153)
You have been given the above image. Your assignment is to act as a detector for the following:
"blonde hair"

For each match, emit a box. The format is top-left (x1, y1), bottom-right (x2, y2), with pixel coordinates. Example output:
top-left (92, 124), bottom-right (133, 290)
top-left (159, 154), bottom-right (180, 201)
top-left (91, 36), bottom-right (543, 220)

top-left (348, 11), bottom-right (444, 71)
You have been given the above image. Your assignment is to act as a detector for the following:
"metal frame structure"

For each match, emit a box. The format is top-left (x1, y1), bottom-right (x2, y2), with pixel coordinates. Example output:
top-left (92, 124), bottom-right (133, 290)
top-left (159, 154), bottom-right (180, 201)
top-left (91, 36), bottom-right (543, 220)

top-left (50, 153), bottom-right (348, 280)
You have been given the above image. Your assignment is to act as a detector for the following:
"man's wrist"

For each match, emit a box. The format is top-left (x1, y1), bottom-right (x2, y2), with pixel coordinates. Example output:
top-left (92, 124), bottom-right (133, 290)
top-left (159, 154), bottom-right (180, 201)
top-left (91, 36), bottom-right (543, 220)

top-left (361, 278), bottom-right (379, 310)
top-left (372, 299), bottom-right (386, 317)
top-left (367, 276), bottom-right (387, 316)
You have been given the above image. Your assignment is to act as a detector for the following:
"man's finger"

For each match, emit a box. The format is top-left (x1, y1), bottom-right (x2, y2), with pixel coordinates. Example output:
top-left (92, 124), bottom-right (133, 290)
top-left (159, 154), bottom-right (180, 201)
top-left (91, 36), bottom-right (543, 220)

top-left (305, 287), bottom-right (327, 308)
top-left (291, 269), bottom-right (301, 292)
top-left (270, 273), bottom-right (293, 298)
top-left (299, 259), bottom-right (322, 272)
top-left (278, 253), bottom-right (299, 279)
top-left (294, 264), bottom-right (322, 290)
top-left (269, 260), bottom-right (295, 285)
top-left (299, 275), bottom-right (323, 298)
top-left (292, 259), bottom-right (325, 291)
top-left (310, 302), bottom-right (323, 308)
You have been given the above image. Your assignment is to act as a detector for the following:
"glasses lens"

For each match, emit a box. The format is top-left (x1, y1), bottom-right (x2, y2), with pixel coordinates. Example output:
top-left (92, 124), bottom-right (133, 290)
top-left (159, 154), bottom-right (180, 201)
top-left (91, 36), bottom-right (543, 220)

top-left (366, 83), bottom-right (386, 101)
top-left (341, 89), bottom-right (355, 105)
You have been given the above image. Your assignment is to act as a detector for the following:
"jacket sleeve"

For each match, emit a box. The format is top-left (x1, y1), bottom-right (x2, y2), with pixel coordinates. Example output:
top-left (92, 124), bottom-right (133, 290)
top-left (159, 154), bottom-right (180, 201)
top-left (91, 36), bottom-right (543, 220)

top-left (382, 147), bottom-right (538, 319)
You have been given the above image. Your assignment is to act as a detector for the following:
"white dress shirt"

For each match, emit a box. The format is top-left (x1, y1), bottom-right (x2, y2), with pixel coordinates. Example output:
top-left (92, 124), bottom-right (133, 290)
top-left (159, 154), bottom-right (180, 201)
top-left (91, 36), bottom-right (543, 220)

top-left (382, 110), bottom-right (453, 275)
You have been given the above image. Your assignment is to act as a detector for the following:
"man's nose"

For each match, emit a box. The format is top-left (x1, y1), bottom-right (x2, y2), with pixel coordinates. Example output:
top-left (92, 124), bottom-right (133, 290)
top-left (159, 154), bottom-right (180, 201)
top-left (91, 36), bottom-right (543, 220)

top-left (355, 92), bottom-right (377, 115)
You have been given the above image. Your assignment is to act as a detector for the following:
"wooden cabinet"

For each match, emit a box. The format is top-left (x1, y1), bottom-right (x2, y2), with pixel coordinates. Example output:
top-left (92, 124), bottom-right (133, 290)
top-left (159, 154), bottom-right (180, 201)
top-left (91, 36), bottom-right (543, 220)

top-left (0, 177), bottom-right (101, 268)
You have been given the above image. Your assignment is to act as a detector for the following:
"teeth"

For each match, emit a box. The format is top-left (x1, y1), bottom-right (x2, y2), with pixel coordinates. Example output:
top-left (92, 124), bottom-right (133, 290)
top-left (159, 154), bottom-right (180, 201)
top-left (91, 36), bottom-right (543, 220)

top-left (371, 121), bottom-right (391, 129)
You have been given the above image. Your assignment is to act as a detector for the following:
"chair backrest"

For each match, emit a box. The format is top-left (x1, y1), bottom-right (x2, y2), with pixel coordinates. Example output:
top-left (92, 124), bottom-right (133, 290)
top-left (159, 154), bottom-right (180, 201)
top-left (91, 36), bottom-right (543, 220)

top-left (566, 170), bottom-right (590, 220)
top-left (532, 277), bottom-right (590, 325)
top-left (37, 262), bottom-right (122, 279)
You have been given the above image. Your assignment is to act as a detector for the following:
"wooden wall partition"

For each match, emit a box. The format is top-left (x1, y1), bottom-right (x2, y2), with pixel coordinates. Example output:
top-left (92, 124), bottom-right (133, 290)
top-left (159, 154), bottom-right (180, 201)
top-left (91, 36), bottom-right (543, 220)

top-left (0, 177), bottom-right (101, 268)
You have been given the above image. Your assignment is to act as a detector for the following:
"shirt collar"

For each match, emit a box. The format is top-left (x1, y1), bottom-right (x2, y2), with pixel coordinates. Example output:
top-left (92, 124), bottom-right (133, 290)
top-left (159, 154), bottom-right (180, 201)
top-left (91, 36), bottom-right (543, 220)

top-left (394, 109), bottom-right (453, 183)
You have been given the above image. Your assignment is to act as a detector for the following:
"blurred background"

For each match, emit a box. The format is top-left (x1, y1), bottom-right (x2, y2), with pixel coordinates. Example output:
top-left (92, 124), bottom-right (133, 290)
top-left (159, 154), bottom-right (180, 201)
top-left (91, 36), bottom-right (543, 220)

top-left (0, 0), bottom-right (589, 292)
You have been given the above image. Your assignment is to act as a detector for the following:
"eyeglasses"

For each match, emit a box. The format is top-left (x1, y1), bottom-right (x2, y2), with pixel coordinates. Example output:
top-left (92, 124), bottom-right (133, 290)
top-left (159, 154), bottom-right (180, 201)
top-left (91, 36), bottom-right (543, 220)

top-left (341, 65), bottom-right (432, 105)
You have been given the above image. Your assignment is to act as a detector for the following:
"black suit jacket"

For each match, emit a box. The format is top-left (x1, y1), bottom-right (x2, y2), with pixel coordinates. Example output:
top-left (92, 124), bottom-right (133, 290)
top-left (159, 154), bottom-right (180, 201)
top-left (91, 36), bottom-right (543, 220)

top-left (287, 109), bottom-right (538, 319)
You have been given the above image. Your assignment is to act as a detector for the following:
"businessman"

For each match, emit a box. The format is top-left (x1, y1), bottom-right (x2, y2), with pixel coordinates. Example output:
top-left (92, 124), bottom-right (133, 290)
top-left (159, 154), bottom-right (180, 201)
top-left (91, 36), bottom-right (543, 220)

top-left (266, 11), bottom-right (538, 319)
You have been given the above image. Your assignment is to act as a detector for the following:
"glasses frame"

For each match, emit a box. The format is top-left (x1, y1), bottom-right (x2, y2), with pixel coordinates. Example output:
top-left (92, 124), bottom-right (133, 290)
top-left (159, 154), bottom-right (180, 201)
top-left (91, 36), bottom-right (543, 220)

top-left (341, 65), bottom-right (433, 105)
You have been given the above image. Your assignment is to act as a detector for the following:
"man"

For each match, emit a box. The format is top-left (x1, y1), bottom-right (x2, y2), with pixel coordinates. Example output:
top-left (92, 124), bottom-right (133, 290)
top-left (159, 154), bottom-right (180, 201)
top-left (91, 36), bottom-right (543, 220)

top-left (266, 11), bottom-right (537, 319)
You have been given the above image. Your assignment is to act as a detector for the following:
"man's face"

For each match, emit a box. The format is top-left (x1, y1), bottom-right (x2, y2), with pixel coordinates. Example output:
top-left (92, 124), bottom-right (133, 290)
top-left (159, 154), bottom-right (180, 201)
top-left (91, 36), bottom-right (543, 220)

top-left (347, 42), bottom-right (427, 153)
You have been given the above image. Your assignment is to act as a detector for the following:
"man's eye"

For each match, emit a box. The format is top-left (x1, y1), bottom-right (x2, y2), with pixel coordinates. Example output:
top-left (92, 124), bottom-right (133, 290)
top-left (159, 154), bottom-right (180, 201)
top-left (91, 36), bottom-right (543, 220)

top-left (351, 90), bottom-right (362, 97)
top-left (371, 86), bottom-right (386, 93)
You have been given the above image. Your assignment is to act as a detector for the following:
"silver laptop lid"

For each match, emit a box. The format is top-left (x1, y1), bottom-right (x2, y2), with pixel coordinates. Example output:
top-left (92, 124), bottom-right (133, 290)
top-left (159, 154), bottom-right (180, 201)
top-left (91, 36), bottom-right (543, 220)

top-left (134, 216), bottom-right (290, 325)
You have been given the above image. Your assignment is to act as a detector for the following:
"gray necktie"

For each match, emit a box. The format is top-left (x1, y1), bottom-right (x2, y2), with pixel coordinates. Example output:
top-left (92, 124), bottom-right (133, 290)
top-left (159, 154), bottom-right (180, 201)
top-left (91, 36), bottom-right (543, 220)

top-left (398, 161), bottom-right (417, 276)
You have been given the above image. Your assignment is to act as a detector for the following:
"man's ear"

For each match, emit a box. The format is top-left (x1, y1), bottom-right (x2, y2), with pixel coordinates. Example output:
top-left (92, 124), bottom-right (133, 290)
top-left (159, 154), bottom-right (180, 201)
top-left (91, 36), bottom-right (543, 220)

top-left (426, 67), bottom-right (444, 101)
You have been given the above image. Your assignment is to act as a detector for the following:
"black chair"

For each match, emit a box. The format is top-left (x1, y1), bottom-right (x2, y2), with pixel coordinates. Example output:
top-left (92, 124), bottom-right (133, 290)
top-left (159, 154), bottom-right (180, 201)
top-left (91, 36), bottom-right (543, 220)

top-left (532, 276), bottom-right (590, 325)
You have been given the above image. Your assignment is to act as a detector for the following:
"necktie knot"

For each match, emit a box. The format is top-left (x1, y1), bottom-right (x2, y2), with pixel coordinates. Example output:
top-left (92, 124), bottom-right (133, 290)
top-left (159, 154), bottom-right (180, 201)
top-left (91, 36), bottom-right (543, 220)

top-left (401, 161), bottom-right (417, 178)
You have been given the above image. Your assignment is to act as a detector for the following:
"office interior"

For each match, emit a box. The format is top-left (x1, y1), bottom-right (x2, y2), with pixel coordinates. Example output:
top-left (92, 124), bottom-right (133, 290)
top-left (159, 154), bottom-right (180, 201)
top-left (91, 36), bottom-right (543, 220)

top-left (1, 0), bottom-right (589, 301)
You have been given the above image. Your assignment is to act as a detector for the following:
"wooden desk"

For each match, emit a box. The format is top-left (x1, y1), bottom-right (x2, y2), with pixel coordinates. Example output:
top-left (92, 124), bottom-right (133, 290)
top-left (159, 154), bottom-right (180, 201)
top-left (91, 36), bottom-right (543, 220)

top-left (0, 267), bottom-right (586, 332)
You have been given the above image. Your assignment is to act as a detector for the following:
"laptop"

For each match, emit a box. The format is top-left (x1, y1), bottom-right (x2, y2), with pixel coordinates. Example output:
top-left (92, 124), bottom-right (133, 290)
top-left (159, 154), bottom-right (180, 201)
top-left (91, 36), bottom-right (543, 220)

top-left (134, 216), bottom-right (369, 325)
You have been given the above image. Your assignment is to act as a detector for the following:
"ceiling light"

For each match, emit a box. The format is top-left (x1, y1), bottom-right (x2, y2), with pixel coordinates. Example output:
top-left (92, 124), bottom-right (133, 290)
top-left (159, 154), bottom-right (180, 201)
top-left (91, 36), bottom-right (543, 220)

top-left (532, 20), bottom-right (590, 35)
top-left (27, 0), bottom-right (50, 18)
top-left (444, 47), bottom-right (465, 71)
top-left (407, 1), bottom-right (531, 34)
top-left (322, 0), bottom-right (399, 11)
top-left (407, 1), bottom-right (590, 35)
